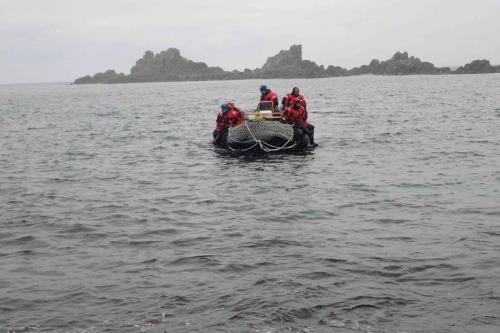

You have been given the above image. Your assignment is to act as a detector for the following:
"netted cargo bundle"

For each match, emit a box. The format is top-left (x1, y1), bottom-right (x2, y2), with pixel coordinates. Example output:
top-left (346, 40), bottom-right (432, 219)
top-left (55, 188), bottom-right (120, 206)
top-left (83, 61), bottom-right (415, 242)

top-left (227, 120), bottom-right (296, 152)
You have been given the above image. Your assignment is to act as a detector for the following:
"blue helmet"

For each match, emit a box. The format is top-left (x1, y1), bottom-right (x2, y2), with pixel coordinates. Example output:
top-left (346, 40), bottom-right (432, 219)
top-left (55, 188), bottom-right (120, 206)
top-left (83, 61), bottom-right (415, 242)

top-left (260, 85), bottom-right (268, 93)
top-left (221, 104), bottom-right (231, 113)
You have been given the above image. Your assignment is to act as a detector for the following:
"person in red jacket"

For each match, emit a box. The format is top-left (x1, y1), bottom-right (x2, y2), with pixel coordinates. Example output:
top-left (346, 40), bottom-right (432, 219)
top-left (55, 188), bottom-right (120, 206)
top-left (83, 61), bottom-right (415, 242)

top-left (282, 87), bottom-right (307, 117)
top-left (282, 88), bottom-right (316, 146)
top-left (259, 85), bottom-right (279, 110)
top-left (213, 102), bottom-right (245, 145)
top-left (226, 101), bottom-right (245, 127)
top-left (282, 100), bottom-right (308, 126)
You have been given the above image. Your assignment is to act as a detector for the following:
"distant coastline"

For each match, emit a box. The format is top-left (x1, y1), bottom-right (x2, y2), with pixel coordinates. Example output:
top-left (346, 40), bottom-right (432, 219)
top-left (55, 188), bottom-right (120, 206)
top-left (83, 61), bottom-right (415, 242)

top-left (73, 45), bottom-right (500, 84)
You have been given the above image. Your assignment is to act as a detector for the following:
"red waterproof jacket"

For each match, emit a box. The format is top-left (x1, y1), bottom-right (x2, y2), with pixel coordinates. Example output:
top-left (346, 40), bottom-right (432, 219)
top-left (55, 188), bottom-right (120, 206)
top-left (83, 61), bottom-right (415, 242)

top-left (283, 93), bottom-right (307, 108)
top-left (214, 111), bottom-right (227, 133)
top-left (282, 104), bottom-right (309, 127)
top-left (260, 90), bottom-right (279, 109)
top-left (282, 93), bottom-right (307, 120)
top-left (227, 106), bottom-right (245, 127)
top-left (214, 106), bottom-right (245, 133)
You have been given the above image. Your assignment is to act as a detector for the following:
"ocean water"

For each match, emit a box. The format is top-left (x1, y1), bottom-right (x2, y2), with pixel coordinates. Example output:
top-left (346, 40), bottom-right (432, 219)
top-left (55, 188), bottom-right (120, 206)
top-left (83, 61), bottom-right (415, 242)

top-left (1, 75), bottom-right (499, 333)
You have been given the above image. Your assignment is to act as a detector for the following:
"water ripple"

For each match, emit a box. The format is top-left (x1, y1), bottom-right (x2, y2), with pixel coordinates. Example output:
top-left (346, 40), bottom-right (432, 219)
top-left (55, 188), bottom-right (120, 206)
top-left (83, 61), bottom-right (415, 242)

top-left (1, 76), bottom-right (500, 332)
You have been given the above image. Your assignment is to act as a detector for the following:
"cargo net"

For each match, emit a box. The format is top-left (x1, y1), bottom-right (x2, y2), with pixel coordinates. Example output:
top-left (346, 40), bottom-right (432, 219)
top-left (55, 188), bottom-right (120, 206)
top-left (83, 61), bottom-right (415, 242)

top-left (227, 120), bottom-right (296, 152)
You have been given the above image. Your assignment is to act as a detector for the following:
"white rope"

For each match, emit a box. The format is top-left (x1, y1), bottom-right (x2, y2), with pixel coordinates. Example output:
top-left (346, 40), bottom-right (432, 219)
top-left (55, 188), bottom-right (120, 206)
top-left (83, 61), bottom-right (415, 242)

top-left (227, 141), bottom-right (259, 152)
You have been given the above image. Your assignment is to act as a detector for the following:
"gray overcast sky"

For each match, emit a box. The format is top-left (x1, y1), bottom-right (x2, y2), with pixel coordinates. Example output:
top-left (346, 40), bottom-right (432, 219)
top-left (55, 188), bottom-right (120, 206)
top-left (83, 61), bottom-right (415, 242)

top-left (1, 0), bottom-right (499, 84)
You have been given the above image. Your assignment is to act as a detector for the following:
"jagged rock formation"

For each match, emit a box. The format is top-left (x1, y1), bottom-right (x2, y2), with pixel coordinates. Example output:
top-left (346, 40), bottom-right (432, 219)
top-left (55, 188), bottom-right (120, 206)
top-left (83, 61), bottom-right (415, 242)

top-left (258, 45), bottom-right (326, 78)
top-left (73, 70), bottom-right (127, 84)
top-left (73, 45), bottom-right (326, 83)
top-left (453, 59), bottom-right (500, 74)
top-left (73, 45), bottom-right (499, 84)
top-left (349, 51), bottom-right (450, 75)
top-left (128, 49), bottom-right (228, 82)
top-left (326, 65), bottom-right (349, 77)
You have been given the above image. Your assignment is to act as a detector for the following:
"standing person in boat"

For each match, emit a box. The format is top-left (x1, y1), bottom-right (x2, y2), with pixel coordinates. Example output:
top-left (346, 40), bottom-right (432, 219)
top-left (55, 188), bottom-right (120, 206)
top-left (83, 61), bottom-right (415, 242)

top-left (282, 89), bottom-right (316, 146)
top-left (213, 102), bottom-right (245, 146)
top-left (259, 85), bottom-right (279, 111)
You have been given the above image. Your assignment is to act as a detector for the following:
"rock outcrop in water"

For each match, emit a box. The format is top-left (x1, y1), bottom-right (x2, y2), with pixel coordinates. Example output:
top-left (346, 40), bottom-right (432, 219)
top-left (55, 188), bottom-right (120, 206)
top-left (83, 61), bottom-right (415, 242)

top-left (73, 45), bottom-right (499, 84)
top-left (453, 59), bottom-right (500, 74)
top-left (349, 51), bottom-right (451, 75)
top-left (128, 49), bottom-right (229, 82)
top-left (73, 69), bottom-right (128, 84)
top-left (257, 45), bottom-right (327, 78)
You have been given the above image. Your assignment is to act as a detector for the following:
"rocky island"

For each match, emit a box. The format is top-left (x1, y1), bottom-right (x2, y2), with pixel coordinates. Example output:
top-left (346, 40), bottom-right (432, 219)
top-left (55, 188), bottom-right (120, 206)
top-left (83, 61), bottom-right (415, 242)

top-left (74, 45), bottom-right (500, 84)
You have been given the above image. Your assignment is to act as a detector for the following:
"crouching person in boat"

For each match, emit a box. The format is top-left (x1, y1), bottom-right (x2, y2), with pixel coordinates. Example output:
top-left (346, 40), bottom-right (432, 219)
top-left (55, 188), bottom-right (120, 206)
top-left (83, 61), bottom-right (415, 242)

top-left (282, 98), bottom-right (317, 147)
top-left (259, 85), bottom-right (279, 111)
top-left (213, 102), bottom-right (245, 146)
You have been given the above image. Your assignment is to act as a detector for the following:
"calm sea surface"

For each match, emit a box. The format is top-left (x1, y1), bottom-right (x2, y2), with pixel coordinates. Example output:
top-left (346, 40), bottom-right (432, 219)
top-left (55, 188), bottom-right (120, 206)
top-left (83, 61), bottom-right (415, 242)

top-left (1, 75), bottom-right (500, 333)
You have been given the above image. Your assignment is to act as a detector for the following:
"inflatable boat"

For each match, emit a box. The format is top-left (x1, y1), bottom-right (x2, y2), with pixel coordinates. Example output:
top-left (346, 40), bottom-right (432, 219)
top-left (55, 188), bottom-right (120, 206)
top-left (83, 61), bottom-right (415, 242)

top-left (213, 101), bottom-right (314, 154)
top-left (214, 118), bottom-right (312, 153)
